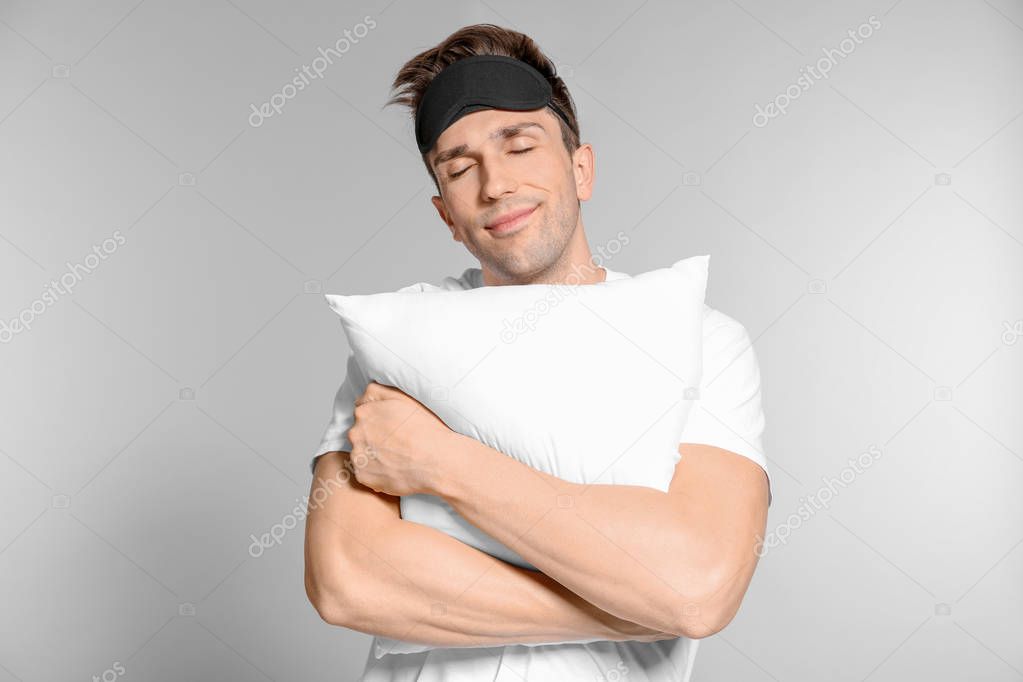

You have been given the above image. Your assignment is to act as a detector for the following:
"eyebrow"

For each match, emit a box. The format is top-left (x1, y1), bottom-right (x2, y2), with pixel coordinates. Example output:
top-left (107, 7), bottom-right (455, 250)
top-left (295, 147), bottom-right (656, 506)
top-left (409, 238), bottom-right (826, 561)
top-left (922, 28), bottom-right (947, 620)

top-left (432, 121), bottom-right (546, 168)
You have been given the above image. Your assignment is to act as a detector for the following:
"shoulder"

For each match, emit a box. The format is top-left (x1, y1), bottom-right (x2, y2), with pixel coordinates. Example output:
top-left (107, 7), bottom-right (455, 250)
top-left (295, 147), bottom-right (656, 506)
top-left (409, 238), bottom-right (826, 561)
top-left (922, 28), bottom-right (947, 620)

top-left (702, 305), bottom-right (749, 344)
top-left (699, 305), bottom-right (758, 374)
top-left (395, 267), bottom-right (481, 293)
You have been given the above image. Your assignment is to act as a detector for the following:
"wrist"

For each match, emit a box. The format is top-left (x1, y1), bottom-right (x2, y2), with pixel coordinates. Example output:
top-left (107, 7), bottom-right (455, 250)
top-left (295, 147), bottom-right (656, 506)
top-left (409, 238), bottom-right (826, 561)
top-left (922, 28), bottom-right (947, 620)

top-left (422, 428), bottom-right (469, 498)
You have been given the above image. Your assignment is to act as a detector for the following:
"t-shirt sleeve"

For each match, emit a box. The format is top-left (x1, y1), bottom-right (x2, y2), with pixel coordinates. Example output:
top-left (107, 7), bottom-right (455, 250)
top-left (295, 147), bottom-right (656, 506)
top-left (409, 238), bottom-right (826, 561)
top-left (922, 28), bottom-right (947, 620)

top-left (679, 307), bottom-right (772, 507)
top-left (310, 349), bottom-right (371, 475)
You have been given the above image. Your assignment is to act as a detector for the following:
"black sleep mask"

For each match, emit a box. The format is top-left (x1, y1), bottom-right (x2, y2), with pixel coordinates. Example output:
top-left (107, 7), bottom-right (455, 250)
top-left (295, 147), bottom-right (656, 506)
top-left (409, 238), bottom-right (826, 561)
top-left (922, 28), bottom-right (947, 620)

top-left (415, 55), bottom-right (573, 154)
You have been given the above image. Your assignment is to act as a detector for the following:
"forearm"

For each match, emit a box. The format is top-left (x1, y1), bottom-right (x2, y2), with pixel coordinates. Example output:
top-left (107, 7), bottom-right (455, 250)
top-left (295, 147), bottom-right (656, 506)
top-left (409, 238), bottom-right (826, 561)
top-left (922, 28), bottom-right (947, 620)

top-left (307, 451), bottom-right (669, 648)
top-left (432, 433), bottom-right (722, 637)
top-left (345, 518), bottom-right (672, 648)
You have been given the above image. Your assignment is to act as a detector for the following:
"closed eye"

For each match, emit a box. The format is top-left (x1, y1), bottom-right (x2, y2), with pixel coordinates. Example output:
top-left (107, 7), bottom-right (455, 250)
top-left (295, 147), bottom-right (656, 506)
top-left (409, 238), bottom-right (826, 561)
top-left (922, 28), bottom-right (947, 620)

top-left (449, 148), bottom-right (535, 179)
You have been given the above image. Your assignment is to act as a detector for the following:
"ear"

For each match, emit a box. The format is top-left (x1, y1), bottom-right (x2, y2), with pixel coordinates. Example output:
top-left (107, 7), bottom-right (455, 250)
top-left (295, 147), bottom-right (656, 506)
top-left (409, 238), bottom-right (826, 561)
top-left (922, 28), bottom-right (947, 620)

top-left (571, 142), bottom-right (595, 202)
top-left (431, 194), bottom-right (462, 243)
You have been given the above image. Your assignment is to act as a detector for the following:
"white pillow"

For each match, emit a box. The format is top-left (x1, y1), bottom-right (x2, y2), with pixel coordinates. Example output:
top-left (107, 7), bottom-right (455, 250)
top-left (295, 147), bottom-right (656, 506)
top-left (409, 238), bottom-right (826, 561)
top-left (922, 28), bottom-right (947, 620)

top-left (324, 255), bottom-right (708, 571)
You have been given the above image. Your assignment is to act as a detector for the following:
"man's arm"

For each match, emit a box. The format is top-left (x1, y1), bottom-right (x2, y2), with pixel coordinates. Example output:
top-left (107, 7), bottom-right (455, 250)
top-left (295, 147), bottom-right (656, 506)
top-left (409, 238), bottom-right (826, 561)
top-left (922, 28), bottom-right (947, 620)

top-left (303, 450), bottom-right (675, 647)
top-left (426, 437), bottom-right (770, 640)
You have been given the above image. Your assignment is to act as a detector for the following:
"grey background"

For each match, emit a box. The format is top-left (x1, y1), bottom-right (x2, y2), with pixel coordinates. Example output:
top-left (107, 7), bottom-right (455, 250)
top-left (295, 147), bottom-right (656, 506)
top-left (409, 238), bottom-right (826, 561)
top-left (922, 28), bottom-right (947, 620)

top-left (1, 0), bottom-right (1021, 680)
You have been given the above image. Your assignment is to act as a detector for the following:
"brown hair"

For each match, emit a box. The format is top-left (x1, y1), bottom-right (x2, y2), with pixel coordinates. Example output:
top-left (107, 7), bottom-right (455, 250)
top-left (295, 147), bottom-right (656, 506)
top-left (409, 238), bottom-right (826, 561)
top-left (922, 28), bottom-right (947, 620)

top-left (385, 24), bottom-right (581, 192)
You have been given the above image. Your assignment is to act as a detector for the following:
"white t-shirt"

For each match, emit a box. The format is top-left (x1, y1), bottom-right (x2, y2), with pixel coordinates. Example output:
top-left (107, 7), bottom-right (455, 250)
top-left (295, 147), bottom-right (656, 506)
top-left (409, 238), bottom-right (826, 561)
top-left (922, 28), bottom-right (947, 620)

top-left (312, 264), bottom-right (771, 681)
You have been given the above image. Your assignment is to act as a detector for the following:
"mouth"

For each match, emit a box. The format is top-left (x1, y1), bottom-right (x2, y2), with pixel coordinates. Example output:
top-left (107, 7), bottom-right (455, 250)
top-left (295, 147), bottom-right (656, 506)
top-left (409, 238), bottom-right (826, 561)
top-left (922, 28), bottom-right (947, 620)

top-left (485, 206), bottom-right (537, 237)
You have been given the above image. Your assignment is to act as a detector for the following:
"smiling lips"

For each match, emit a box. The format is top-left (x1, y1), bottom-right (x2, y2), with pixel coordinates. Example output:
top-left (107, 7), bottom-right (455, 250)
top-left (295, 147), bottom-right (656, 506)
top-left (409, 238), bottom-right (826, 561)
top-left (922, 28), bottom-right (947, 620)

top-left (485, 205), bottom-right (537, 235)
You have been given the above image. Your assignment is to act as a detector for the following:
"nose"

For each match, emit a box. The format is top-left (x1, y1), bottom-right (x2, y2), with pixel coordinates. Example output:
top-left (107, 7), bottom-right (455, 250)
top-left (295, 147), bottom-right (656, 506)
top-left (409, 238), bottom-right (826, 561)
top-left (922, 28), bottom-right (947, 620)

top-left (479, 152), bottom-right (518, 201)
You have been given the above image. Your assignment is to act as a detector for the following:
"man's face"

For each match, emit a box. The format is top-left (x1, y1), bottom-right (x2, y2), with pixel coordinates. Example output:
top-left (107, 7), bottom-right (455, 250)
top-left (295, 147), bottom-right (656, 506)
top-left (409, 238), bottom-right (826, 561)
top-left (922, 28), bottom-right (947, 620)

top-left (428, 107), bottom-right (593, 282)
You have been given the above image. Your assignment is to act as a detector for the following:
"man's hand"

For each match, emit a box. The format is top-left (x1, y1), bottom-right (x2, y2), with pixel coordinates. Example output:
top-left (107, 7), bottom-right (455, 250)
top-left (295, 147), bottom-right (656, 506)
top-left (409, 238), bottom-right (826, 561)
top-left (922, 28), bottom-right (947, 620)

top-left (348, 381), bottom-right (454, 496)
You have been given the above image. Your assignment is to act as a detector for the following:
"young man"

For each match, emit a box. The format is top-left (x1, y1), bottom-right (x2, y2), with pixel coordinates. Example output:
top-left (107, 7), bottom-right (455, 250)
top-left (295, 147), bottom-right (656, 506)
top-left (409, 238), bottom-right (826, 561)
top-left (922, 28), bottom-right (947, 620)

top-left (304, 24), bottom-right (771, 681)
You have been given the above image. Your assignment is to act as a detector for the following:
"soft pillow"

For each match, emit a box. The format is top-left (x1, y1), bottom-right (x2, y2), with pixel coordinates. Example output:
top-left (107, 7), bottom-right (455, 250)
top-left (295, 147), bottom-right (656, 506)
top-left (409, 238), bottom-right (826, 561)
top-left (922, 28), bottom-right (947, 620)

top-left (323, 255), bottom-right (708, 570)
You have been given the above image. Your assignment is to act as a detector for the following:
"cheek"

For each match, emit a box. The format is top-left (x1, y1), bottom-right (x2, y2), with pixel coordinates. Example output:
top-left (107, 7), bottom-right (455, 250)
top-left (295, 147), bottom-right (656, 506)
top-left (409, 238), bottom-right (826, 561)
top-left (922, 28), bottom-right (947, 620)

top-left (442, 191), bottom-right (476, 225)
top-left (533, 151), bottom-right (564, 180)
top-left (538, 157), bottom-right (575, 195)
